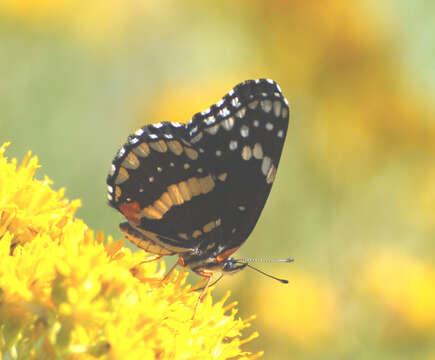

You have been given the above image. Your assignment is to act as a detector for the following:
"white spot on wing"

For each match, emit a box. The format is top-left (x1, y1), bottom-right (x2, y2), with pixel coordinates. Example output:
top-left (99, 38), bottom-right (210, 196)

top-left (117, 147), bottom-right (126, 158)
top-left (219, 107), bottom-right (230, 117)
top-left (205, 124), bottom-right (219, 135)
top-left (241, 146), bottom-right (252, 160)
top-left (204, 115), bottom-right (216, 125)
top-left (231, 97), bottom-right (241, 108)
top-left (222, 116), bottom-right (235, 131)
top-left (216, 99), bottom-right (225, 107)
top-left (229, 140), bottom-right (238, 151)
top-left (236, 107), bottom-right (246, 118)
top-left (266, 122), bottom-right (274, 131)
top-left (189, 126), bottom-right (198, 136)
top-left (261, 157), bottom-right (272, 176)
top-left (282, 107), bottom-right (289, 119)
top-left (240, 125), bottom-right (249, 138)
top-left (253, 143), bottom-right (263, 159)
top-left (261, 99), bottom-right (272, 113)
top-left (218, 173), bottom-right (227, 181)
top-left (273, 100), bottom-right (282, 117)
top-left (109, 164), bottom-right (116, 176)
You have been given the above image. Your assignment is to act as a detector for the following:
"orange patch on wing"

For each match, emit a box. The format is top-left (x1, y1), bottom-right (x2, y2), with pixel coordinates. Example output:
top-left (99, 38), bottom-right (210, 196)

top-left (216, 246), bottom-right (240, 262)
top-left (119, 202), bottom-right (142, 224)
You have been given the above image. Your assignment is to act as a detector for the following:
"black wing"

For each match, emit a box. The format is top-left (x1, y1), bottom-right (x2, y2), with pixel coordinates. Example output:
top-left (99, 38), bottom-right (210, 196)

top-left (107, 79), bottom-right (289, 256)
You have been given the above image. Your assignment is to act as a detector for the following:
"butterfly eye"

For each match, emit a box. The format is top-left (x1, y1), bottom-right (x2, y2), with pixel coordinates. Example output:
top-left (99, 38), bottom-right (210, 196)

top-left (222, 258), bottom-right (248, 273)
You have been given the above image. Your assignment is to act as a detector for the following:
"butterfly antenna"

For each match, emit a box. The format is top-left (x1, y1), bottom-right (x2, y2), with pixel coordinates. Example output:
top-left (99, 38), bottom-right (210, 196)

top-left (235, 257), bottom-right (294, 284)
top-left (237, 257), bottom-right (294, 263)
top-left (245, 264), bottom-right (289, 283)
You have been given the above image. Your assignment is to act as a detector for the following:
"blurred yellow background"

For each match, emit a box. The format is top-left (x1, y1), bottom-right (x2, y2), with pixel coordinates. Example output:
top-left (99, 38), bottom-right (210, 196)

top-left (1, 1), bottom-right (434, 359)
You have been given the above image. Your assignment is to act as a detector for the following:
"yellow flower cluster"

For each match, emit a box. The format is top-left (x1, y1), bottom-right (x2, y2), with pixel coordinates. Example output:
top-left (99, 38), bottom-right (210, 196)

top-left (0, 143), bottom-right (261, 360)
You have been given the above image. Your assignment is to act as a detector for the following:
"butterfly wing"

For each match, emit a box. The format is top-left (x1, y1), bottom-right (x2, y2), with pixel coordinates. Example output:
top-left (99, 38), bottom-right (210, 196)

top-left (107, 79), bottom-right (289, 257)
top-left (185, 79), bottom-right (289, 256)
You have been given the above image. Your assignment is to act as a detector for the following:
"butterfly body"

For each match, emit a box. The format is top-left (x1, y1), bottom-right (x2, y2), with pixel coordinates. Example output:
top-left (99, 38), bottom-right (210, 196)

top-left (107, 79), bottom-right (289, 278)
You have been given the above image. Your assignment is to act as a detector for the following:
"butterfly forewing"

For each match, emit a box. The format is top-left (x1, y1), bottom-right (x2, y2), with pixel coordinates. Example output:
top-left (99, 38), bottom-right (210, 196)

top-left (107, 79), bottom-right (289, 258)
top-left (185, 79), bottom-right (289, 253)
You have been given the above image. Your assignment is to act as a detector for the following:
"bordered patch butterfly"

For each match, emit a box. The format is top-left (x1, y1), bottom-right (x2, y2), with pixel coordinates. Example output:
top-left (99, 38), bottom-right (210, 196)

top-left (107, 79), bottom-right (291, 306)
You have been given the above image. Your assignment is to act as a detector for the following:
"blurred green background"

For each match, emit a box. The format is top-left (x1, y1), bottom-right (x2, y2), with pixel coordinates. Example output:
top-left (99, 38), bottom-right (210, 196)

top-left (1, 1), bottom-right (435, 359)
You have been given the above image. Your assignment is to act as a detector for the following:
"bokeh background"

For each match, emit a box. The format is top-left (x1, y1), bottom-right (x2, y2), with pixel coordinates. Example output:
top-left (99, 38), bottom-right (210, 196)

top-left (1, 1), bottom-right (435, 359)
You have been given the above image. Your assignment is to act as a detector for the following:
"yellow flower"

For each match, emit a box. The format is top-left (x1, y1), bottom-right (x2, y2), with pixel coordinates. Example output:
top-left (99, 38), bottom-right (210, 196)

top-left (0, 142), bottom-right (82, 248)
top-left (254, 270), bottom-right (338, 349)
top-left (362, 249), bottom-right (435, 331)
top-left (0, 142), bottom-right (262, 359)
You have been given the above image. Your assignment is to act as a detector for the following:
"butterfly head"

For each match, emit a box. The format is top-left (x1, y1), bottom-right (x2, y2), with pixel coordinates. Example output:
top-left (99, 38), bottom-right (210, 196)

top-left (220, 257), bottom-right (249, 274)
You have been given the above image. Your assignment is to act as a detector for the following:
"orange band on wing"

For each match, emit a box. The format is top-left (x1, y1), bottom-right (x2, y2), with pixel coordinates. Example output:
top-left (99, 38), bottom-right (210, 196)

top-left (216, 246), bottom-right (240, 262)
top-left (119, 202), bottom-right (141, 224)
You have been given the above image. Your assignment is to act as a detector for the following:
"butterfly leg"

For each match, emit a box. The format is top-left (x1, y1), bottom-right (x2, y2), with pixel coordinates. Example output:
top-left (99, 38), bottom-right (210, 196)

top-left (137, 254), bottom-right (163, 266)
top-left (130, 255), bottom-right (166, 279)
top-left (161, 257), bottom-right (184, 282)
top-left (191, 270), bottom-right (213, 320)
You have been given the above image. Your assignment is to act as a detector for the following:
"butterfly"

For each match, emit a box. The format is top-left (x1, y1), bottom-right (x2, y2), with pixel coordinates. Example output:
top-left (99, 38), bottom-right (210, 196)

top-left (107, 79), bottom-right (290, 310)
